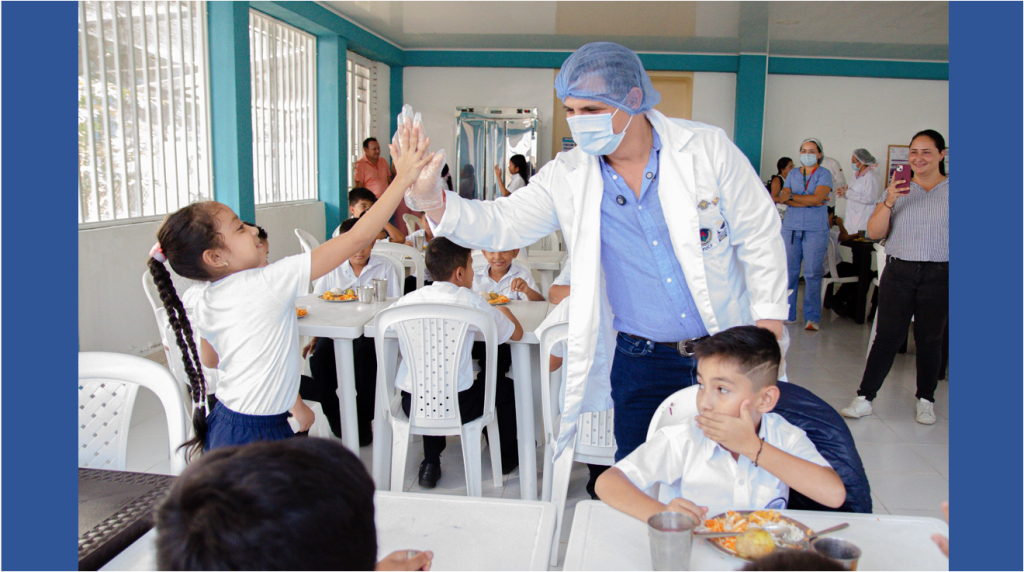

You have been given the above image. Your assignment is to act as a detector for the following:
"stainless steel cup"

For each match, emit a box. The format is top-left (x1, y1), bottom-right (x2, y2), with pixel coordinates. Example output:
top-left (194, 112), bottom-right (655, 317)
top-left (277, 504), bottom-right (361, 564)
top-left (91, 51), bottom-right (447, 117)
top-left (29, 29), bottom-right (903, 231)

top-left (358, 286), bottom-right (374, 304)
top-left (812, 537), bottom-right (862, 570)
top-left (647, 512), bottom-right (697, 571)
top-left (413, 234), bottom-right (425, 251)
top-left (373, 278), bottom-right (388, 302)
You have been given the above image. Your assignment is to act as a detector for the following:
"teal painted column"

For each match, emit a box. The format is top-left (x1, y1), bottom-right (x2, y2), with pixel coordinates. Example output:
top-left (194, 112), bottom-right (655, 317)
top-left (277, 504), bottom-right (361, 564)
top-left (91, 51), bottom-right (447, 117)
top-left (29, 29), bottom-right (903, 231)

top-left (734, 54), bottom-right (767, 176)
top-left (207, 2), bottom-right (254, 222)
top-left (390, 65), bottom-right (403, 140)
top-left (317, 35), bottom-right (347, 241)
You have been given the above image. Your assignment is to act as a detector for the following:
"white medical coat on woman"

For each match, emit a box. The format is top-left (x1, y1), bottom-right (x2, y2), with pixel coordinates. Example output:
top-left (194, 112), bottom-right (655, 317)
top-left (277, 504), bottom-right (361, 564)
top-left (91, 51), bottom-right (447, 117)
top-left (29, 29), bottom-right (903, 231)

top-left (432, 109), bottom-right (789, 455)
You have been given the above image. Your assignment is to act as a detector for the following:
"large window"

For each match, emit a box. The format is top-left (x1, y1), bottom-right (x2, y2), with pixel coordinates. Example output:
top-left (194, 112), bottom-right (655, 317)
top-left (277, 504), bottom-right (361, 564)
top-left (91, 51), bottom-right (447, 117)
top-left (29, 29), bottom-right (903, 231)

top-left (78, 1), bottom-right (213, 225)
top-left (347, 53), bottom-right (378, 189)
top-left (249, 10), bottom-right (318, 205)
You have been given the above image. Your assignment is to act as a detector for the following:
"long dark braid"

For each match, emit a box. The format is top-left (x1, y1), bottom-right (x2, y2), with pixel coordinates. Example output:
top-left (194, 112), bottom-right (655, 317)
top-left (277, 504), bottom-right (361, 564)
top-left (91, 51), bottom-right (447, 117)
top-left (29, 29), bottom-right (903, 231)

top-left (148, 202), bottom-right (222, 460)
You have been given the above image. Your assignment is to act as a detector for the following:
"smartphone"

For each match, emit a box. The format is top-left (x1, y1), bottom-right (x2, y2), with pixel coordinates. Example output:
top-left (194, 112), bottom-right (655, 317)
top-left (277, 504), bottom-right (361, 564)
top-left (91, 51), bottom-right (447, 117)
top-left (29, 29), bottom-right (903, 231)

top-left (892, 164), bottom-right (912, 194)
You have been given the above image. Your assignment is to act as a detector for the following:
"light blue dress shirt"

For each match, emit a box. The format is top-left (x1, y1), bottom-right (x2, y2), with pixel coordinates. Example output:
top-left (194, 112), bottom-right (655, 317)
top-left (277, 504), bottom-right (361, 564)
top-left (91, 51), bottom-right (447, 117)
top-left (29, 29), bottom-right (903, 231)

top-left (599, 130), bottom-right (709, 342)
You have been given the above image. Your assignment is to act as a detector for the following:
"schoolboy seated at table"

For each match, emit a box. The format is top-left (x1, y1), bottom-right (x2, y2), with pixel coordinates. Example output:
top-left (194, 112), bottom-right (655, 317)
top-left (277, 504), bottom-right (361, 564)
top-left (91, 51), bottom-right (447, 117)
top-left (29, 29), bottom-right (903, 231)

top-left (404, 213), bottom-right (435, 286)
top-left (341, 187), bottom-right (406, 244)
top-left (155, 438), bottom-right (433, 571)
top-left (301, 217), bottom-right (403, 445)
top-left (472, 249), bottom-right (545, 301)
top-left (393, 237), bottom-right (523, 488)
top-left (595, 326), bottom-right (846, 523)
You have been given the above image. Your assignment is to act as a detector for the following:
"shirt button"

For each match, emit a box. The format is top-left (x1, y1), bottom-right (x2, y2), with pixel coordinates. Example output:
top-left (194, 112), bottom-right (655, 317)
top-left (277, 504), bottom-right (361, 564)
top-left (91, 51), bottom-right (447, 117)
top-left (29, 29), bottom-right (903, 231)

top-left (653, 240), bottom-right (658, 246)
top-left (638, 205), bottom-right (643, 210)
top-left (612, 175), bottom-right (618, 180)
top-left (666, 278), bottom-right (672, 283)
top-left (646, 172), bottom-right (653, 179)
top-left (681, 313), bottom-right (686, 319)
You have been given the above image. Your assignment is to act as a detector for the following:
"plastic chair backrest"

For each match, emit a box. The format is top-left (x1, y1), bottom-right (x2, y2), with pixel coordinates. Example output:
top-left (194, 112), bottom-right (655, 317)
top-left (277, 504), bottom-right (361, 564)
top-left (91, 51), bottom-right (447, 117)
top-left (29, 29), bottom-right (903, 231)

top-left (79, 352), bottom-right (189, 475)
top-left (142, 271), bottom-right (172, 361)
top-left (539, 322), bottom-right (570, 448)
top-left (403, 213), bottom-right (422, 233)
top-left (371, 251), bottom-right (408, 292)
top-left (826, 237), bottom-right (841, 278)
top-left (374, 242), bottom-right (426, 290)
top-left (295, 228), bottom-right (320, 254)
top-left (873, 243), bottom-right (886, 279)
top-left (373, 304), bottom-right (498, 431)
top-left (647, 385), bottom-right (700, 440)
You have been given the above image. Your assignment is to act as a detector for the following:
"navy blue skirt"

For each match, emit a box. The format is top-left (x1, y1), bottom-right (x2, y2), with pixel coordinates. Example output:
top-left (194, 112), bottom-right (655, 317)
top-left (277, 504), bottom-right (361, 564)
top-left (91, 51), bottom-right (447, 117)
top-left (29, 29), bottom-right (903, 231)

top-left (205, 401), bottom-right (294, 451)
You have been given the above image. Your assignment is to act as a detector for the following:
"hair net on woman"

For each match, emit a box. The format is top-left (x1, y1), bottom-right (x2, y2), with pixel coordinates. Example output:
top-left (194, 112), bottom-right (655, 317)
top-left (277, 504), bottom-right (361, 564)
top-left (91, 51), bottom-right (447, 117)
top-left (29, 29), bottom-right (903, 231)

top-left (801, 137), bottom-right (824, 154)
top-left (554, 42), bottom-right (661, 115)
top-left (853, 148), bottom-right (877, 165)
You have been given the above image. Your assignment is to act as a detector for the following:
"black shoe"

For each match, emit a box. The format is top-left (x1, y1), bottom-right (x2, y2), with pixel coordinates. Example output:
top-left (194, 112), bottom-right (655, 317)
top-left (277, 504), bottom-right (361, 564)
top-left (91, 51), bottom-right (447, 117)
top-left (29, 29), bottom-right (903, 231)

top-left (358, 426), bottom-right (373, 448)
top-left (418, 460), bottom-right (441, 489)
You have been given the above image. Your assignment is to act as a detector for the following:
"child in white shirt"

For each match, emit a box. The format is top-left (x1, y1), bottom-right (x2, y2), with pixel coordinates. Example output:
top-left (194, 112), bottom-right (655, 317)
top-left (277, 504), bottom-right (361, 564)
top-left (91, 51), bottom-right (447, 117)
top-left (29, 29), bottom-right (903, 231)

top-left (596, 326), bottom-right (846, 523)
top-left (146, 125), bottom-right (437, 456)
top-left (337, 187), bottom-right (406, 244)
top-left (392, 237), bottom-right (524, 488)
top-left (472, 249), bottom-right (544, 301)
top-left (300, 217), bottom-right (403, 444)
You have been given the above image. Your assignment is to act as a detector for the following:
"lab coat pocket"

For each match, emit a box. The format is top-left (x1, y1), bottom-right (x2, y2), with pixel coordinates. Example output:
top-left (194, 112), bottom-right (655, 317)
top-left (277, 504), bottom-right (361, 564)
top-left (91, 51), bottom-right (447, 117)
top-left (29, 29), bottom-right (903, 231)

top-left (697, 205), bottom-right (729, 255)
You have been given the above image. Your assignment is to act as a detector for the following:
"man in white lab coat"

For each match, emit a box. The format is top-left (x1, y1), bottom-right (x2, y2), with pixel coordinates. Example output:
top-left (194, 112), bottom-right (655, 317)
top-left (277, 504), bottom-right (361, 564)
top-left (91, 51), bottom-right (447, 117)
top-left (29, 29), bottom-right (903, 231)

top-left (406, 42), bottom-right (789, 460)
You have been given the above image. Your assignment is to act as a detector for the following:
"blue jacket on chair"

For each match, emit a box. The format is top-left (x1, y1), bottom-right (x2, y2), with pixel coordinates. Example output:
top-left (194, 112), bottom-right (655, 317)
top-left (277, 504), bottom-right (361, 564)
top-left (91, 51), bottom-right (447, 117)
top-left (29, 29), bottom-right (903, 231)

top-left (773, 382), bottom-right (872, 513)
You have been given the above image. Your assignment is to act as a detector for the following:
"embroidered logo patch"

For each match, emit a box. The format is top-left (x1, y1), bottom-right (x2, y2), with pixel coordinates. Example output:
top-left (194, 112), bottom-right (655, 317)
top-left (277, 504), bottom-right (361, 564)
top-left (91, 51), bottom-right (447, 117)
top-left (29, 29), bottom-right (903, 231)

top-left (700, 228), bottom-right (713, 250)
top-left (698, 200), bottom-right (710, 210)
top-left (712, 197), bottom-right (720, 206)
top-left (717, 221), bottom-right (728, 242)
top-left (766, 497), bottom-right (788, 510)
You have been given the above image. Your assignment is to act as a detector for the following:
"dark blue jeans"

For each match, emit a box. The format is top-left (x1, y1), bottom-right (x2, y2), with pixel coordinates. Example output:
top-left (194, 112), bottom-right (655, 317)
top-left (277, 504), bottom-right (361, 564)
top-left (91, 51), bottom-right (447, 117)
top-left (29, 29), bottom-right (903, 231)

top-left (610, 333), bottom-right (698, 461)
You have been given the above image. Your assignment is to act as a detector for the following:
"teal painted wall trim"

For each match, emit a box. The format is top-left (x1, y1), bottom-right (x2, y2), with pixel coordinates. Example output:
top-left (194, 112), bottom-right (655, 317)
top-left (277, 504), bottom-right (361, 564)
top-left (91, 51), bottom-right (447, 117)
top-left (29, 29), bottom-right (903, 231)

top-left (402, 50), bottom-right (739, 72)
top-left (208, 2), bottom-right (255, 223)
top-left (317, 36), bottom-right (347, 241)
top-left (734, 55), bottom-right (767, 176)
top-left (768, 57), bottom-right (948, 80)
top-left (390, 65), bottom-right (404, 139)
top-left (249, 1), bottom-right (403, 66)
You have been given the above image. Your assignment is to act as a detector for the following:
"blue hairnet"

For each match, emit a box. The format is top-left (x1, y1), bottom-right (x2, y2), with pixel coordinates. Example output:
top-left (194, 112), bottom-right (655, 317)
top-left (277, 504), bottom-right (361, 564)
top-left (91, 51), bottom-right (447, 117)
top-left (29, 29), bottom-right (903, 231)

top-left (555, 42), bottom-right (660, 115)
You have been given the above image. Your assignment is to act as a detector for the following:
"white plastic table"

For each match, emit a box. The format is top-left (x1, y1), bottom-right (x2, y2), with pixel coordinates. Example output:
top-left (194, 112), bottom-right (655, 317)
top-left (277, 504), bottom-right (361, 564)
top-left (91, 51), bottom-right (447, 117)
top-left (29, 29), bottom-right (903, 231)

top-left (529, 251), bottom-right (568, 296)
top-left (365, 300), bottom-right (552, 501)
top-left (100, 491), bottom-right (556, 571)
top-left (296, 294), bottom-right (396, 452)
top-left (563, 501), bottom-right (950, 571)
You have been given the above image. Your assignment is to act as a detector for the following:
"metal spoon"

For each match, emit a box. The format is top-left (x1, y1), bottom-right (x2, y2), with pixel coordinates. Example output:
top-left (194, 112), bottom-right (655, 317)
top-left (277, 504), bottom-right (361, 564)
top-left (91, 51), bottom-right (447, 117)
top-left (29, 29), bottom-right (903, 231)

top-left (806, 523), bottom-right (849, 542)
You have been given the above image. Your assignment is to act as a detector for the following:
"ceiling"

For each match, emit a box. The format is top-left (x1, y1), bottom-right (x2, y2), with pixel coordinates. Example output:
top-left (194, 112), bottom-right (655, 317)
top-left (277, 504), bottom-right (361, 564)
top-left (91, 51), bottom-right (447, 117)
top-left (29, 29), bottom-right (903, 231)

top-left (318, 1), bottom-right (948, 61)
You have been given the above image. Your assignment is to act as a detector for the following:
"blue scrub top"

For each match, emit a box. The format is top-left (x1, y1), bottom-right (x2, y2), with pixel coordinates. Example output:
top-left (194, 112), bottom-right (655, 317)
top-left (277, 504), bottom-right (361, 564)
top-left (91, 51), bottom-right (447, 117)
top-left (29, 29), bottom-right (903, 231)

top-left (782, 167), bottom-right (832, 231)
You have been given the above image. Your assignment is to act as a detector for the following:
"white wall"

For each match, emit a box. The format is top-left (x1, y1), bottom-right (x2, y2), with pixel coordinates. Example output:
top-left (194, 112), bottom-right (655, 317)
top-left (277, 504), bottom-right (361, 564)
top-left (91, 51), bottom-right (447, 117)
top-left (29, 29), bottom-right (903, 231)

top-left (761, 74), bottom-right (949, 217)
top-left (78, 202), bottom-right (325, 356)
top-left (375, 61), bottom-right (392, 163)
top-left (692, 72), bottom-right (737, 139)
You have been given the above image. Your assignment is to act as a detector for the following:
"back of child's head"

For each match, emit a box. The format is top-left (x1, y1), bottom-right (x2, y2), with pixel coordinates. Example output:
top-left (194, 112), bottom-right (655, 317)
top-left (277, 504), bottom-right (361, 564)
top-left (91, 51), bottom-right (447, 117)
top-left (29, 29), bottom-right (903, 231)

top-left (741, 549), bottom-right (844, 571)
top-left (349, 187), bottom-right (376, 206)
top-left (339, 217), bottom-right (360, 235)
top-left (155, 438), bottom-right (377, 571)
top-left (692, 325), bottom-right (781, 389)
top-left (149, 201), bottom-right (224, 458)
top-left (425, 237), bottom-right (471, 282)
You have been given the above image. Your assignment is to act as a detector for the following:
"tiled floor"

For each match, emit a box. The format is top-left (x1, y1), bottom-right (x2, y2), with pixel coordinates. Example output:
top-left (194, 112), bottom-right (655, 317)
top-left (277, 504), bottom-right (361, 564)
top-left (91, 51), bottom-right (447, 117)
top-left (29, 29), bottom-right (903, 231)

top-left (131, 289), bottom-right (949, 569)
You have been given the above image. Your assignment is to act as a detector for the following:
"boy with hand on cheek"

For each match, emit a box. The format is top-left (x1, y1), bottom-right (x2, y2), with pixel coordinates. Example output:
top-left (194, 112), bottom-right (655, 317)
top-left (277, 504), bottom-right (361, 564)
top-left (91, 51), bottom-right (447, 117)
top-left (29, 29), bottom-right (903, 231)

top-left (343, 187), bottom-right (406, 244)
top-left (473, 249), bottom-right (545, 301)
top-left (595, 326), bottom-right (845, 523)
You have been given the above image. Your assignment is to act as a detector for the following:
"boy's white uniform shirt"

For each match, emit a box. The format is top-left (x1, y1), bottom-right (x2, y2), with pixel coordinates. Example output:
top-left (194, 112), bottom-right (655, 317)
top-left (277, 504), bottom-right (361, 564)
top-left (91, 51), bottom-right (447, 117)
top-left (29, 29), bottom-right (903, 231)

top-left (193, 253), bottom-right (311, 415)
top-left (472, 263), bottom-right (538, 301)
top-left (430, 109), bottom-right (788, 457)
top-left (392, 281), bottom-right (515, 393)
top-left (615, 412), bottom-right (830, 514)
top-left (311, 254), bottom-right (402, 298)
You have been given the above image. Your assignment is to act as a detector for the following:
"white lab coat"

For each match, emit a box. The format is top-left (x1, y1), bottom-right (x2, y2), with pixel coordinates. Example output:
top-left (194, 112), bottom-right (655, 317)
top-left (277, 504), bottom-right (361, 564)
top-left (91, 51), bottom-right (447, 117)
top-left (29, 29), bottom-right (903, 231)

top-left (821, 156), bottom-right (847, 208)
top-left (432, 109), bottom-right (789, 456)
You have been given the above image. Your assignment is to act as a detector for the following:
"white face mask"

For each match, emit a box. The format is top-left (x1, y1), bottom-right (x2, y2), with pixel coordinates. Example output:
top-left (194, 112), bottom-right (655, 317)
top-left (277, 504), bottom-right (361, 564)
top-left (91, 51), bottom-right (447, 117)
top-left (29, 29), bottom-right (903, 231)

top-left (566, 108), bottom-right (633, 156)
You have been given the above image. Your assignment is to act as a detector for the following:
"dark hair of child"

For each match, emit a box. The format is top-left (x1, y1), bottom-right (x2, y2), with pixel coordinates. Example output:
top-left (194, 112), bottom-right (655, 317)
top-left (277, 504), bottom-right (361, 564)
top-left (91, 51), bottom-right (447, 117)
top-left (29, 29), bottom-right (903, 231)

top-left (339, 217), bottom-right (359, 234)
top-left (362, 136), bottom-right (378, 150)
top-left (155, 438), bottom-right (378, 571)
top-left (692, 325), bottom-right (782, 388)
top-left (147, 202), bottom-right (221, 459)
top-left (349, 187), bottom-right (377, 206)
top-left (509, 154), bottom-right (531, 184)
top-left (741, 549), bottom-right (844, 571)
top-left (424, 237), bottom-right (471, 282)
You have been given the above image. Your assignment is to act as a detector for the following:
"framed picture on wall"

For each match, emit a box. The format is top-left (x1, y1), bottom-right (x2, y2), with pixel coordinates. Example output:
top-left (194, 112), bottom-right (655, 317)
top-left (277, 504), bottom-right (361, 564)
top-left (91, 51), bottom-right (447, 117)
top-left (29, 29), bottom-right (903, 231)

top-left (886, 145), bottom-right (910, 184)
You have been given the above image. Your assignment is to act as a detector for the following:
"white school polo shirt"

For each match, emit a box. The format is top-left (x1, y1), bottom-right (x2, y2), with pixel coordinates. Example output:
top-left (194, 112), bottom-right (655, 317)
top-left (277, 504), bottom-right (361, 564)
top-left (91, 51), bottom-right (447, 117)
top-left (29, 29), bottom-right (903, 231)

top-left (615, 412), bottom-right (830, 513)
top-left (392, 281), bottom-right (515, 393)
top-left (312, 254), bottom-right (402, 298)
top-left (193, 253), bottom-right (311, 416)
top-left (472, 263), bottom-right (538, 301)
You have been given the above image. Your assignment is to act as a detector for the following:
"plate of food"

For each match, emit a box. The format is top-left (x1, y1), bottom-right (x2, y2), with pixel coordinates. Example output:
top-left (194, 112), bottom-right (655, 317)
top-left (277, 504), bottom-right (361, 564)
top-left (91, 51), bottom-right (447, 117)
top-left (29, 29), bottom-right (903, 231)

top-left (697, 510), bottom-right (812, 561)
top-left (480, 292), bottom-right (511, 306)
top-left (296, 306), bottom-right (308, 319)
top-left (320, 288), bottom-right (358, 302)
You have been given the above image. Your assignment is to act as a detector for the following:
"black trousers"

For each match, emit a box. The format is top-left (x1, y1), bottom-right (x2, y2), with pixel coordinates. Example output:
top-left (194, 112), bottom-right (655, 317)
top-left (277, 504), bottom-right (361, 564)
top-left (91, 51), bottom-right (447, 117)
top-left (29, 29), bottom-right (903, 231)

top-left (858, 257), bottom-right (949, 402)
top-left (402, 342), bottom-right (519, 472)
top-left (303, 335), bottom-right (377, 442)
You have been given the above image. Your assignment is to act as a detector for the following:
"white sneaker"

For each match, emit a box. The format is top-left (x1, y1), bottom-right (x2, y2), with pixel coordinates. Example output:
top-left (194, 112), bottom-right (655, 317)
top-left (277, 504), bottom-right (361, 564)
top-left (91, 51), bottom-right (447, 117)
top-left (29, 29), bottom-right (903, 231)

top-left (840, 396), bottom-right (872, 418)
top-left (785, 319), bottom-right (798, 324)
top-left (915, 398), bottom-right (936, 425)
top-left (804, 321), bottom-right (819, 331)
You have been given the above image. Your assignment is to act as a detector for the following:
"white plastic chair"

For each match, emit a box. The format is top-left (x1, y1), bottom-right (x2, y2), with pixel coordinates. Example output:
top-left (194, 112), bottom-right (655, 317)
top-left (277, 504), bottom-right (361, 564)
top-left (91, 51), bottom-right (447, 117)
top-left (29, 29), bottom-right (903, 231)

top-left (539, 322), bottom-right (617, 566)
top-left (142, 271), bottom-right (175, 368)
top-left (295, 228), bottom-right (320, 254)
top-left (644, 386), bottom-right (700, 503)
top-left (373, 303), bottom-right (503, 497)
top-left (374, 241), bottom-right (426, 290)
top-left (866, 243), bottom-right (889, 358)
top-left (79, 352), bottom-right (189, 475)
top-left (821, 238), bottom-right (858, 307)
top-left (403, 213), bottom-right (422, 233)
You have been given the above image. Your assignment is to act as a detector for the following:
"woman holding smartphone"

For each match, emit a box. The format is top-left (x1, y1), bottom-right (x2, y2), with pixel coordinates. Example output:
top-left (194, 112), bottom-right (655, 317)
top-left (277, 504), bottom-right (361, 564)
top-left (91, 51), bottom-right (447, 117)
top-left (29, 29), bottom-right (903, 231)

top-left (841, 129), bottom-right (949, 425)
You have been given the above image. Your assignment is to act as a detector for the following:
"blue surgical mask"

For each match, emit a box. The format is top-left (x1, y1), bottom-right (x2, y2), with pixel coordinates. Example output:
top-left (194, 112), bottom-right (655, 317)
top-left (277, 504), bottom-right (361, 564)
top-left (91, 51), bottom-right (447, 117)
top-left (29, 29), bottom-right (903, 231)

top-left (800, 154), bottom-right (818, 167)
top-left (851, 163), bottom-right (861, 174)
top-left (566, 108), bottom-right (633, 156)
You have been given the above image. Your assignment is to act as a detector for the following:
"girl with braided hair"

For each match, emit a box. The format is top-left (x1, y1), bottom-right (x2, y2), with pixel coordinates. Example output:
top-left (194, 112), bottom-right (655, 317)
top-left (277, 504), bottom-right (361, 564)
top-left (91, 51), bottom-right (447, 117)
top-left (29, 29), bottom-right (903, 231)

top-left (148, 124), bottom-right (438, 457)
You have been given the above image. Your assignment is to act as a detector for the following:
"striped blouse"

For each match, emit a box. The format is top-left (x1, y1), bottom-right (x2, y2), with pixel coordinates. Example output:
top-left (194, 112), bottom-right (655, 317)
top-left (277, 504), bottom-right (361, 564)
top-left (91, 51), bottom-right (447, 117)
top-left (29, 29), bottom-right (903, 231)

top-left (880, 177), bottom-right (949, 262)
